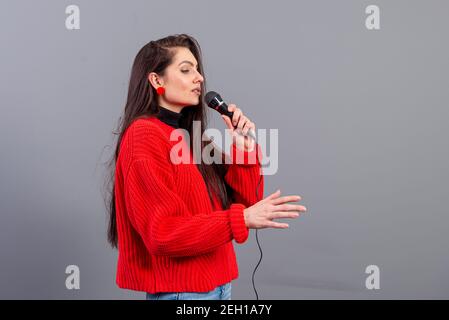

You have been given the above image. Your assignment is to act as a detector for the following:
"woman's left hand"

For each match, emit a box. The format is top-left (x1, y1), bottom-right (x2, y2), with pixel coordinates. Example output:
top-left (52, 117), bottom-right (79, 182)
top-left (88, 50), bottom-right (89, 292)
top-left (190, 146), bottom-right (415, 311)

top-left (221, 104), bottom-right (256, 152)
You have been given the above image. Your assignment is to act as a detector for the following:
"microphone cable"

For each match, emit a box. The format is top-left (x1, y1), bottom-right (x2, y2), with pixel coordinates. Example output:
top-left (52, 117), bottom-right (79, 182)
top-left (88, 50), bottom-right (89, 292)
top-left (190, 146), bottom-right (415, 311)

top-left (251, 165), bottom-right (264, 300)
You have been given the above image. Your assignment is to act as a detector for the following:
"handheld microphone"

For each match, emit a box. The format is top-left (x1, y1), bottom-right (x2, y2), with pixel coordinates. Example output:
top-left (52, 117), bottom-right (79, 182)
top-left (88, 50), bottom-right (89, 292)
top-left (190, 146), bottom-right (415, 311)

top-left (205, 91), bottom-right (257, 141)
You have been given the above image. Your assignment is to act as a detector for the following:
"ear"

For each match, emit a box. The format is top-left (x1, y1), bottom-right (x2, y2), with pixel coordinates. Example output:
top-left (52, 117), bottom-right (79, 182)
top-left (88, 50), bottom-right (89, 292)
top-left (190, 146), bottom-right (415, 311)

top-left (148, 72), bottom-right (164, 90)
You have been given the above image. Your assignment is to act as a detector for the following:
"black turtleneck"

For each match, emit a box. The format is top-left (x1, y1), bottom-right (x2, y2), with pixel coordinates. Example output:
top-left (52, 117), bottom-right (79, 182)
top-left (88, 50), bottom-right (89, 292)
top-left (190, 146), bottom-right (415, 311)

top-left (156, 105), bottom-right (183, 128)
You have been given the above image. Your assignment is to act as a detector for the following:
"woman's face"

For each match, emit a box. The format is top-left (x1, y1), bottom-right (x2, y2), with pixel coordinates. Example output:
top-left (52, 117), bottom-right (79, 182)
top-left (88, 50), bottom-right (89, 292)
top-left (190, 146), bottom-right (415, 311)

top-left (149, 47), bottom-right (204, 111)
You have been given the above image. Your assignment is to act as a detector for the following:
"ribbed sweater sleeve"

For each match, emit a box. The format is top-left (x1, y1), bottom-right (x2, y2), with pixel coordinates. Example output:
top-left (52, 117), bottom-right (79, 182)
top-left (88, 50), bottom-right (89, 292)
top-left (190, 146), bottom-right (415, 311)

top-left (224, 143), bottom-right (265, 207)
top-left (122, 123), bottom-right (249, 258)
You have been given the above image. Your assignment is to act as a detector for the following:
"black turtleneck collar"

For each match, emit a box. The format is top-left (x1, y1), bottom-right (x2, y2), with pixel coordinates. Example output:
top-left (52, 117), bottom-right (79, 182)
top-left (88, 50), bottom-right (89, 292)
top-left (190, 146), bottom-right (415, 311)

top-left (156, 105), bottom-right (183, 128)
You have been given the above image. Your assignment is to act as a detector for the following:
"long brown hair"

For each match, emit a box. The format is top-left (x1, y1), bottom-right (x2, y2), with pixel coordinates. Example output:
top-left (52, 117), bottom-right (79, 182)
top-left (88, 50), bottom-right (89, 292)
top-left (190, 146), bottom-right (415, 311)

top-left (104, 34), bottom-right (233, 249)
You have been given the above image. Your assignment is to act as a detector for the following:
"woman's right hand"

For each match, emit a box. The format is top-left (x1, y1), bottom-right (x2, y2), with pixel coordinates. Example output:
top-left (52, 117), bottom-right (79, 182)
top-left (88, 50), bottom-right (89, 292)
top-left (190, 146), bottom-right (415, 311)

top-left (243, 189), bottom-right (307, 229)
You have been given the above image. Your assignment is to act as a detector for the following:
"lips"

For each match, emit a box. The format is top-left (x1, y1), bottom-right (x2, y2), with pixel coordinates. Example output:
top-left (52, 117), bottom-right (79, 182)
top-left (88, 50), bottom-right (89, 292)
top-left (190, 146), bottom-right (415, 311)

top-left (192, 89), bottom-right (201, 94)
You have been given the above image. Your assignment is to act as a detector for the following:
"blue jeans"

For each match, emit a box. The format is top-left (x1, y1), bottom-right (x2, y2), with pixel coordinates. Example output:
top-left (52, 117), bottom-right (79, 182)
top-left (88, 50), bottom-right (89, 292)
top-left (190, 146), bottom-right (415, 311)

top-left (146, 282), bottom-right (232, 300)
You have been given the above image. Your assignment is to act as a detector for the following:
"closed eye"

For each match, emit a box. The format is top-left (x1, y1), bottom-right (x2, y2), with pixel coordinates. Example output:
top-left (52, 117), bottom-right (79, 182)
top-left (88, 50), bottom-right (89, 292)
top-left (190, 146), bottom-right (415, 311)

top-left (181, 68), bottom-right (200, 73)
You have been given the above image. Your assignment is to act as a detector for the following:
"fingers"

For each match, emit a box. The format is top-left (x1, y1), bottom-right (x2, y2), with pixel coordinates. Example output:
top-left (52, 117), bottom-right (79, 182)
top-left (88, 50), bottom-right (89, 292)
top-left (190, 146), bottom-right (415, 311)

top-left (221, 115), bottom-right (234, 131)
top-left (262, 212), bottom-right (300, 229)
top-left (261, 189), bottom-right (281, 203)
top-left (271, 195), bottom-right (302, 205)
top-left (254, 190), bottom-right (307, 230)
top-left (232, 108), bottom-right (242, 127)
top-left (270, 211), bottom-right (301, 219)
top-left (273, 204), bottom-right (307, 213)
top-left (237, 115), bottom-right (248, 131)
top-left (227, 104), bottom-right (240, 126)
top-left (265, 221), bottom-right (289, 229)
top-left (242, 120), bottom-right (255, 136)
top-left (264, 207), bottom-right (304, 229)
top-left (227, 104), bottom-right (255, 137)
top-left (227, 104), bottom-right (237, 112)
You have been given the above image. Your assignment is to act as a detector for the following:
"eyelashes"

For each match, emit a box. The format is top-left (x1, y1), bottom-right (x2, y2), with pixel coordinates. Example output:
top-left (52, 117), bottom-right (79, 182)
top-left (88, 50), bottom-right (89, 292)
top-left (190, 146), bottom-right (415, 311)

top-left (181, 69), bottom-right (201, 74)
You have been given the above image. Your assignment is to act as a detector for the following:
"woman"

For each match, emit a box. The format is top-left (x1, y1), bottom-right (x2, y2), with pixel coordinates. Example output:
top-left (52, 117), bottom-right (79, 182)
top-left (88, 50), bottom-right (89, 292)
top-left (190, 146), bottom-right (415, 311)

top-left (105, 34), bottom-right (307, 300)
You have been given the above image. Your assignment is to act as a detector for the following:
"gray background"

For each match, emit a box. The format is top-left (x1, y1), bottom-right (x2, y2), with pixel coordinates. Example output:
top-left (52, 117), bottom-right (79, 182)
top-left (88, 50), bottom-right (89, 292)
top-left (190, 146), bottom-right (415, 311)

top-left (0, 0), bottom-right (448, 299)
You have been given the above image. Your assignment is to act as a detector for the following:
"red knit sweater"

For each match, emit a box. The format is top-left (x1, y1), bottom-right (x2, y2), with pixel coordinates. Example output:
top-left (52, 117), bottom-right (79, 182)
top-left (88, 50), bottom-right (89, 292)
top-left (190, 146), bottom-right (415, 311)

top-left (114, 116), bottom-right (264, 293)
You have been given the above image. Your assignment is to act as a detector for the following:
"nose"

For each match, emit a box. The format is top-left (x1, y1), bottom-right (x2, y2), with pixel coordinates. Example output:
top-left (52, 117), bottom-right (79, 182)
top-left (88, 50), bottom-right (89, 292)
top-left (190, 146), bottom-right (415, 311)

top-left (195, 70), bottom-right (204, 83)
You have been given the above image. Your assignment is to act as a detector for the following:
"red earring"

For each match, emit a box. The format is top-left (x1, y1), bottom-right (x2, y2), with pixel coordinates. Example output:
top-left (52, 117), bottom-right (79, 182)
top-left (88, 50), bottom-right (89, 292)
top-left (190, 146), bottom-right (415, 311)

top-left (156, 87), bottom-right (165, 95)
